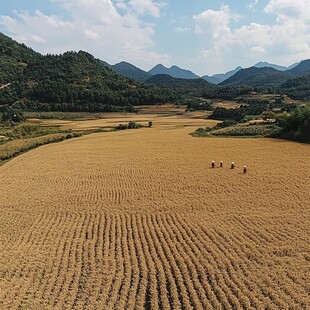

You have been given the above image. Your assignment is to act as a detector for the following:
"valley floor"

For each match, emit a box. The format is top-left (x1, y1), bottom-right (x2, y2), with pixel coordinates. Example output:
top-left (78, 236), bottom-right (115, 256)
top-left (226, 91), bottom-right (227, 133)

top-left (0, 126), bottom-right (309, 309)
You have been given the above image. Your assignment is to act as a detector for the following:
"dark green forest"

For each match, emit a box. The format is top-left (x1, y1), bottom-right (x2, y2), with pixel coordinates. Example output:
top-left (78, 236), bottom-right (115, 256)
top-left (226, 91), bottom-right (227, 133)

top-left (145, 74), bottom-right (216, 97)
top-left (279, 76), bottom-right (310, 100)
top-left (0, 33), bottom-right (176, 112)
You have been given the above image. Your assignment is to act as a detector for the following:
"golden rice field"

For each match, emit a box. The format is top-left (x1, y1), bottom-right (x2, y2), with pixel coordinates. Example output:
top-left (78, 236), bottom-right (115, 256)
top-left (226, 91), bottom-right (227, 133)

top-left (0, 123), bottom-right (310, 309)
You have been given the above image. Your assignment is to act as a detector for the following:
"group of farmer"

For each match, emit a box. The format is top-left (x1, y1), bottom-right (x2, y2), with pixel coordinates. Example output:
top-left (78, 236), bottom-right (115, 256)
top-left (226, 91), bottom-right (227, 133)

top-left (211, 160), bottom-right (247, 174)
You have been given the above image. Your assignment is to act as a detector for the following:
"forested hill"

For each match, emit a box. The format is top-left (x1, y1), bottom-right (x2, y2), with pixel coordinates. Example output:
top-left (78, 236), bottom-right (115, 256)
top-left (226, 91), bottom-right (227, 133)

top-left (288, 59), bottom-right (310, 76)
top-left (109, 61), bottom-right (151, 83)
top-left (0, 32), bottom-right (40, 84)
top-left (145, 74), bottom-right (217, 97)
top-left (220, 67), bottom-right (291, 89)
top-left (0, 33), bottom-right (176, 112)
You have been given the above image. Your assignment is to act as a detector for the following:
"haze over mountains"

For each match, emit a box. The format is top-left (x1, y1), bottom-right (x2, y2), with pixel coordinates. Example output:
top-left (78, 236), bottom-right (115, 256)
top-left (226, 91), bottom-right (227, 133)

top-left (105, 59), bottom-right (302, 86)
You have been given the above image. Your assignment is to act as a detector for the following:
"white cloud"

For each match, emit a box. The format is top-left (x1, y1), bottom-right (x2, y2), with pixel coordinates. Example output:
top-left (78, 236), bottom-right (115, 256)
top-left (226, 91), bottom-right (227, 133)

top-left (128, 0), bottom-right (166, 18)
top-left (264, 0), bottom-right (310, 20)
top-left (251, 46), bottom-right (265, 53)
top-left (248, 0), bottom-right (259, 11)
top-left (0, 0), bottom-right (169, 69)
top-left (174, 26), bottom-right (190, 33)
top-left (193, 2), bottom-right (310, 74)
top-left (193, 5), bottom-right (238, 39)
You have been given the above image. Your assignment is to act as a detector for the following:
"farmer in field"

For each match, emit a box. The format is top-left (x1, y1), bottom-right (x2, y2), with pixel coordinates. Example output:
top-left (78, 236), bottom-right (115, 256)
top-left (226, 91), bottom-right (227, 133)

top-left (220, 161), bottom-right (223, 168)
top-left (231, 162), bottom-right (235, 169)
top-left (211, 160), bottom-right (215, 168)
top-left (243, 165), bottom-right (247, 174)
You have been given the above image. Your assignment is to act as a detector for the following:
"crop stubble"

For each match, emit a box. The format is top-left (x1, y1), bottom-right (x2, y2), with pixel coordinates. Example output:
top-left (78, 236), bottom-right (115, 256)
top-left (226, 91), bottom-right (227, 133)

top-left (0, 127), bottom-right (309, 309)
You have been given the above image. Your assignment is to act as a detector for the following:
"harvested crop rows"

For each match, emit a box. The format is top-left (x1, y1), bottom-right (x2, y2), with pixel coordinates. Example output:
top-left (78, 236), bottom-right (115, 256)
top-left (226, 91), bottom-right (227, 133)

top-left (0, 127), bottom-right (310, 309)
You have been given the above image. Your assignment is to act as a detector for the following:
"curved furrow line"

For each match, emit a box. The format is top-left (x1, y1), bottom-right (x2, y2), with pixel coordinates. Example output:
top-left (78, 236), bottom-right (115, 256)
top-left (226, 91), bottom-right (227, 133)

top-left (215, 226), bottom-right (309, 307)
top-left (38, 213), bottom-right (78, 306)
top-left (96, 214), bottom-right (117, 305)
top-left (166, 214), bottom-right (222, 309)
top-left (148, 213), bottom-right (181, 309)
top-left (173, 217), bottom-right (242, 308)
top-left (129, 214), bottom-right (148, 309)
top-left (105, 214), bottom-right (127, 308)
top-left (142, 214), bottom-right (171, 310)
top-left (232, 216), bottom-right (306, 254)
top-left (71, 213), bottom-right (101, 308)
top-left (13, 212), bottom-right (46, 248)
top-left (175, 215), bottom-right (242, 307)
top-left (113, 214), bottom-right (134, 309)
top-left (231, 228), bottom-right (306, 304)
top-left (285, 269), bottom-right (310, 300)
top-left (150, 214), bottom-right (188, 309)
top-left (170, 214), bottom-right (228, 308)
top-left (232, 216), bottom-right (282, 244)
top-left (254, 264), bottom-right (309, 308)
top-left (122, 214), bottom-right (141, 310)
top-left (3, 212), bottom-right (62, 307)
top-left (33, 212), bottom-right (73, 304)
top-left (139, 213), bottom-right (161, 309)
top-left (81, 212), bottom-right (105, 307)
top-left (65, 212), bottom-right (91, 309)
top-left (160, 214), bottom-right (206, 309)
top-left (0, 212), bottom-right (33, 251)
top-left (134, 214), bottom-right (154, 309)
top-left (200, 225), bottom-right (269, 308)
top-left (202, 225), bottom-right (293, 308)
top-left (204, 249), bottom-right (251, 308)
top-left (50, 213), bottom-right (86, 308)
top-left (210, 229), bottom-right (269, 308)
top-left (95, 213), bottom-right (113, 304)
top-left (212, 227), bottom-right (283, 308)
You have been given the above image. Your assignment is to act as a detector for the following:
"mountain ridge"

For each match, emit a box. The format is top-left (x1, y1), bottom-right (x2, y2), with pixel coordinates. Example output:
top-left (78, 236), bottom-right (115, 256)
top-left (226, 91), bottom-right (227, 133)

top-left (148, 64), bottom-right (200, 79)
top-left (0, 32), bottom-right (176, 111)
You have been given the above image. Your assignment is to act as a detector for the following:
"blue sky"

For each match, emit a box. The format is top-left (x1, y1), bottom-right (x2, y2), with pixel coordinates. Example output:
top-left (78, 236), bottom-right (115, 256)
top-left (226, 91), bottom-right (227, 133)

top-left (1, 0), bottom-right (310, 75)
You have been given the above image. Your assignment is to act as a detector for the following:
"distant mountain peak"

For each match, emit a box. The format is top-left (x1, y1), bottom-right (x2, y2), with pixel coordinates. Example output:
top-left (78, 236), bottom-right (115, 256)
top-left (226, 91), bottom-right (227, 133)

top-left (148, 64), bottom-right (199, 79)
top-left (108, 61), bottom-right (151, 82)
top-left (202, 66), bottom-right (242, 84)
top-left (254, 61), bottom-right (288, 71)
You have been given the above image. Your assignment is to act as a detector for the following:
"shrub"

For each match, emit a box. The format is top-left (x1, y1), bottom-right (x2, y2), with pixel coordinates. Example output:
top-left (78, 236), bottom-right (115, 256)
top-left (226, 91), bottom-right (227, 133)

top-left (115, 121), bottom-right (142, 130)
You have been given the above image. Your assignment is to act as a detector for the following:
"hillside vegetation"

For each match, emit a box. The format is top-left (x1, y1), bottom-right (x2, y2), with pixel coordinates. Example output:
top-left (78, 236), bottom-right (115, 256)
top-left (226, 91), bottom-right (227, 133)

top-left (277, 105), bottom-right (310, 143)
top-left (107, 61), bottom-right (151, 82)
top-left (220, 67), bottom-right (291, 89)
top-left (145, 74), bottom-right (216, 97)
top-left (279, 75), bottom-right (310, 100)
top-left (0, 32), bottom-right (40, 84)
top-left (0, 33), bottom-right (176, 112)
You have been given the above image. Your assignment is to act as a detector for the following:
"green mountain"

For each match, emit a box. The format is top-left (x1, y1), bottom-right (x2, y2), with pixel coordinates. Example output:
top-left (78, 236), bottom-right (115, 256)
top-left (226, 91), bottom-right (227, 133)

top-left (110, 61), bottom-right (151, 82)
top-left (254, 61), bottom-right (289, 71)
top-left (288, 59), bottom-right (310, 76)
top-left (145, 74), bottom-right (216, 97)
top-left (0, 32), bottom-right (176, 111)
top-left (148, 64), bottom-right (200, 79)
top-left (202, 66), bottom-right (242, 84)
top-left (220, 67), bottom-right (292, 89)
top-left (279, 75), bottom-right (310, 100)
